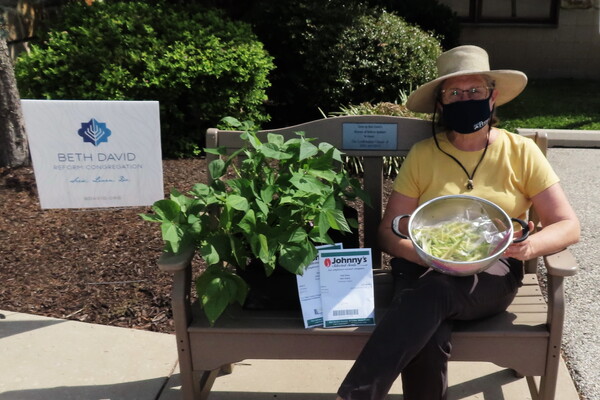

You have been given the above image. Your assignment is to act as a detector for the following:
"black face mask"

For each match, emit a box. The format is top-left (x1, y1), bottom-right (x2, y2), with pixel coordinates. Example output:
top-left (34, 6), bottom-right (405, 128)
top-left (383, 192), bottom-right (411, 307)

top-left (441, 95), bottom-right (493, 134)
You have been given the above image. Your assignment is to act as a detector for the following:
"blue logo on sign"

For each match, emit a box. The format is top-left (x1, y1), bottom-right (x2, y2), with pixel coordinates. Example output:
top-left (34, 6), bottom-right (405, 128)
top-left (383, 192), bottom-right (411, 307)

top-left (78, 118), bottom-right (111, 146)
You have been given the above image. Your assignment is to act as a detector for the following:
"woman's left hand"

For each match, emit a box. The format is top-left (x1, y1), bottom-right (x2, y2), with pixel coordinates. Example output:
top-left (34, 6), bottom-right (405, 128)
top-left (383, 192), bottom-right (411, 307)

top-left (503, 220), bottom-right (536, 260)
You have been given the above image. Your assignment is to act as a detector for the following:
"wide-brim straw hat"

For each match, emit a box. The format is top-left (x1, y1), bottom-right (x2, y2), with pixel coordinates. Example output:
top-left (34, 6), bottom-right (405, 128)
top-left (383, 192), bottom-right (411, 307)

top-left (406, 45), bottom-right (528, 113)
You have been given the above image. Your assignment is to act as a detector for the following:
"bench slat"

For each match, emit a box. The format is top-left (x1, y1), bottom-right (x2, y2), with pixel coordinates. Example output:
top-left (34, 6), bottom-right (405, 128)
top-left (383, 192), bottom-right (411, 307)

top-left (188, 275), bottom-right (545, 328)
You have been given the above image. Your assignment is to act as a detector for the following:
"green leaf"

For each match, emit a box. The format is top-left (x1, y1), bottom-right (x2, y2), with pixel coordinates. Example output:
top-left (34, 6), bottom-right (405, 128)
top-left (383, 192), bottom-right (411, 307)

top-left (318, 142), bottom-right (344, 162)
top-left (262, 258), bottom-right (277, 276)
top-left (200, 241), bottom-right (220, 266)
top-left (321, 193), bottom-right (337, 209)
top-left (238, 209), bottom-right (256, 234)
top-left (307, 152), bottom-right (335, 171)
top-left (321, 208), bottom-right (351, 233)
top-left (139, 213), bottom-right (161, 222)
top-left (229, 273), bottom-right (249, 305)
top-left (204, 147), bottom-right (227, 156)
top-left (260, 185), bottom-right (275, 205)
top-left (225, 178), bottom-right (251, 196)
top-left (256, 233), bottom-right (270, 262)
top-left (152, 199), bottom-right (180, 222)
top-left (190, 183), bottom-right (211, 198)
top-left (289, 173), bottom-right (329, 194)
top-left (201, 277), bottom-right (229, 317)
top-left (307, 168), bottom-right (337, 182)
top-left (230, 235), bottom-right (248, 267)
top-left (221, 116), bottom-right (242, 128)
top-left (208, 159), bottom-right (226, 180)
top-left (249, 233), bottom-right (275, 274)
top-left (284, 227), bottom-right (308, 244)
top-left (170, 189), bottom-right (195, 212)
top-left (267, 133), bottom-right (284, 146)
top-left (299, 140), bottom-right (319, 160)
top-left (187, 213), bottom-right (202, 234)
top-left (161, 222), bottom-right (183, 252)
top-left (226, 194), bottom-right (249, 211)
top-left (260, 143), bottom-right (293, 160)
top-left (195, 266), bottom-right (246, 325)
top-left (347, 217), bottom-right (359, 229)
top-left (278, 242), bottom-right (318, 274)
top-left (314, 214), bottom-right (332, 243)
top-left (254, 198), bottom-right (270, 217)
top-left (246, 132), bottom-right (262, 149)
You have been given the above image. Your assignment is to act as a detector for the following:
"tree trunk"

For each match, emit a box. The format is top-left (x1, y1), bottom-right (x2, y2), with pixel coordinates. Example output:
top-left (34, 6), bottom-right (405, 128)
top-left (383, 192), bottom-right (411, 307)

top-left (0, 37), bottom-right (30, 168)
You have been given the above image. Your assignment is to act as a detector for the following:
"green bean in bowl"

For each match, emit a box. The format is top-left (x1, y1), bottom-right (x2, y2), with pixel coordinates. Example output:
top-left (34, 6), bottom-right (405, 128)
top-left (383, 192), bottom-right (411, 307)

top-left (413, 220), bottom-right (493, 262)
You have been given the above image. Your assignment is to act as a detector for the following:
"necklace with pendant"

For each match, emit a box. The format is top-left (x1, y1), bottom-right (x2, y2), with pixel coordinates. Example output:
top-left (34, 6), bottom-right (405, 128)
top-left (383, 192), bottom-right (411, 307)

top-left (433, 130), bottom-right (490, 191)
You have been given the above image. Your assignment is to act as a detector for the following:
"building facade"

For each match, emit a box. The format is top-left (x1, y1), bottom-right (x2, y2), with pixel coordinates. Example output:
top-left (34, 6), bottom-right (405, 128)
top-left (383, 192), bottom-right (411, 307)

top-left (439, 0), bottom-right (600, 79)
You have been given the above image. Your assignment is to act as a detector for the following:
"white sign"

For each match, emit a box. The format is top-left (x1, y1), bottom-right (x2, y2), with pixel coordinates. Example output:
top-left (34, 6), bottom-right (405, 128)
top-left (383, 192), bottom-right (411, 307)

top-left (319, 248), bottom-right (375, 328)
top-left (342, 123), bottom-right (397, 150)
top-left (22, 100), bottom-right (164, 209)
top-left (296, 243), bottom-right (343, 328)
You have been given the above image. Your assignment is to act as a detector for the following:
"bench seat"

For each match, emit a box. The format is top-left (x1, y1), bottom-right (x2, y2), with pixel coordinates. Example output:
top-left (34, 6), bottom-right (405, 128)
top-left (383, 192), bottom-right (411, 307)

top-left (183, 273), bottom-right (547, 376)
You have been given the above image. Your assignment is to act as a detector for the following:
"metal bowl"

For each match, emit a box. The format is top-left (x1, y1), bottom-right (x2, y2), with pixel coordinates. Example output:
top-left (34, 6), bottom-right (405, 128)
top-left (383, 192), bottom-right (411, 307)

top-left (392, 195), bottom-right (529, 276)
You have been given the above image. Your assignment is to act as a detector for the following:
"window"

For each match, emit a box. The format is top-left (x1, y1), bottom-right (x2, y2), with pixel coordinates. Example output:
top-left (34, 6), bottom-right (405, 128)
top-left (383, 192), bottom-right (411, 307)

top-left (439, 0), bottom-right (560, 25)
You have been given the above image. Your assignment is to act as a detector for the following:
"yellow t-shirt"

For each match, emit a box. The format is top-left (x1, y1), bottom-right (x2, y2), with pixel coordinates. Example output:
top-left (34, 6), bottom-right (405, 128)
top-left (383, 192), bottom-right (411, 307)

top-left (392, 129), bottom-right (560, 220)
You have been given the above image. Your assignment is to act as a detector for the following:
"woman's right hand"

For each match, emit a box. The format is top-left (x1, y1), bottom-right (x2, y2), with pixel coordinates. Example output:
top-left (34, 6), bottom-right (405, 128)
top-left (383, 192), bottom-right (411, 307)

top-left (378, 192), bottom-right (426, 265)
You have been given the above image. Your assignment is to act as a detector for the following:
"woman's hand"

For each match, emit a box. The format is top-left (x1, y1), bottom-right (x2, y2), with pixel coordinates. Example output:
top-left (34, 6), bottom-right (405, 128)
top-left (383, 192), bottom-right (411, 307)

top-left (503, 220), bottom-right (535, 260)
top-left (378, 192), bottom-right (426, 265)
top-left (505, 183), bottom-right (579, 260)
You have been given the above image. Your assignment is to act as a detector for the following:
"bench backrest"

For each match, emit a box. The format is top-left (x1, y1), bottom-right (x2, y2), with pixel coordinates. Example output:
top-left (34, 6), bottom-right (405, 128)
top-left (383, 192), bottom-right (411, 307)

top-left (206, 115), bottom-right (546, 272)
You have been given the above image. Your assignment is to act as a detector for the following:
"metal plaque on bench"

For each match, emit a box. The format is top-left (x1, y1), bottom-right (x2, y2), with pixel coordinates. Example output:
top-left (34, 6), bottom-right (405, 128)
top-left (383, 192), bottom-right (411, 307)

top-left (342, 123), bottom-right (397, 150)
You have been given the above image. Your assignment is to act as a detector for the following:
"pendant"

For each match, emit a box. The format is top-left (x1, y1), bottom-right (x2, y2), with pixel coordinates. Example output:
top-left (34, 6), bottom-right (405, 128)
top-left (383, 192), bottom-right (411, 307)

top-left (466, 179), bottom-right (474, 191)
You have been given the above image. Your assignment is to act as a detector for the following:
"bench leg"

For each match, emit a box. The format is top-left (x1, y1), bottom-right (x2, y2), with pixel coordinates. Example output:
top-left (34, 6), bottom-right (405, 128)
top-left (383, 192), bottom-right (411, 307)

top-left (195, 368), bottom-right (221, 400)
top-left (538, 366), bottom-right (559, 400)
top-left (525, 376), bottom-right (540, 400)
top-left (524, 371), bottom-right (559, 400)
top-left (537, 274), bottom-right (565, 400)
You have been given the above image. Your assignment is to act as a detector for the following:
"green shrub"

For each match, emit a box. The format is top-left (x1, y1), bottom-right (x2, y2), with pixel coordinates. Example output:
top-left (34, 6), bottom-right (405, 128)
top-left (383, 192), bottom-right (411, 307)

top-left (235, 3), bottom-right (442, 127)
top-left (331, 101), bottom-right (427, 119)
top-left (207, 0), bottom-right (451, 127)
top-left (238, 0), bottom-right (373, 126)
top-left (15, 1), bottom-right (274, 157)
top-left (327, 11), bottom-right (441, 110)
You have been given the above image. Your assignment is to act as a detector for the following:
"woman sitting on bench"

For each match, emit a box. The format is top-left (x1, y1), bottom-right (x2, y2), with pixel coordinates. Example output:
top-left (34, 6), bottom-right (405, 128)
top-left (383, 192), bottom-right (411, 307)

top-left (336, 45), bottom-right (580, 400)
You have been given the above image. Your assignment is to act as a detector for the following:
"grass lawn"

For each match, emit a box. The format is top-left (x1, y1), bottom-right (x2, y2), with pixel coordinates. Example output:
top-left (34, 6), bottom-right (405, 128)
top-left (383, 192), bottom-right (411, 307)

top-left (497, 79), bottom-right (600, 132)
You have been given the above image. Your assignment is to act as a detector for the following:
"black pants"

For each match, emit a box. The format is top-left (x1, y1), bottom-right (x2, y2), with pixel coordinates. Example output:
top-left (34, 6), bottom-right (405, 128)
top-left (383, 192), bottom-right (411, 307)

top-left (337, 258), bottom-right (524, 400)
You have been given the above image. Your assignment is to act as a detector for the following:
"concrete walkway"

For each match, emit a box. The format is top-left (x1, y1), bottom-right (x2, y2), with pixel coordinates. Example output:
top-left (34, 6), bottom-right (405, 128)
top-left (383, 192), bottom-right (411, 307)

top-left (0, 310), bottom-right (177, 400)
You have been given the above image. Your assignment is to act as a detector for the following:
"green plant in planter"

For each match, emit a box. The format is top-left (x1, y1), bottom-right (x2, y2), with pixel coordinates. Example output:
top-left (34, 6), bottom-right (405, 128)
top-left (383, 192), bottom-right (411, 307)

top-left (142, 119), bottom-right (370, 324)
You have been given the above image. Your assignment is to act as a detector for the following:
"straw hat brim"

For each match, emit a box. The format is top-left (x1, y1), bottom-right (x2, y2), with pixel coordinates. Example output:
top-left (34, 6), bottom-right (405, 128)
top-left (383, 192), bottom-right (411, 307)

top-left (406, 70), bottom-right (528, 114)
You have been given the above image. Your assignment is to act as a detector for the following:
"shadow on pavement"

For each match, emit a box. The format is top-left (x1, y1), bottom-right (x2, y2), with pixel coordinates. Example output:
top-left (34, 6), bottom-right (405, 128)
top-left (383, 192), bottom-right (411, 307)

top-left (0, 318), bottom-right (65, 340)
top-left (0, 377), bottom-right (170, 400)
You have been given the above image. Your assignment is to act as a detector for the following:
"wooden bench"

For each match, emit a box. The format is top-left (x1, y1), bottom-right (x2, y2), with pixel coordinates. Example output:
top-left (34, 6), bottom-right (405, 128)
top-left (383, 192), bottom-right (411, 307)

top-left (157, 115), bottom-right (578, 400)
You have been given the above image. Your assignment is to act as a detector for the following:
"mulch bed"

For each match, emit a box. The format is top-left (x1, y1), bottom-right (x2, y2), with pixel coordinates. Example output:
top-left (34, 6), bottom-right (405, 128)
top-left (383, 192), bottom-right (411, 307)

top-left (0, 159), bottom-right (208, 333)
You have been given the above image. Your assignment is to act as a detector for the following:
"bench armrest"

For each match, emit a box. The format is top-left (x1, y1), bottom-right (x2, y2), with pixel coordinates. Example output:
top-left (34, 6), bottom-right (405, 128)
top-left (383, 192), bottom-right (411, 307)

top-left (543, 248), bottom-right (578, 277)
top-left (157, 245), bottom-right (196, 273)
